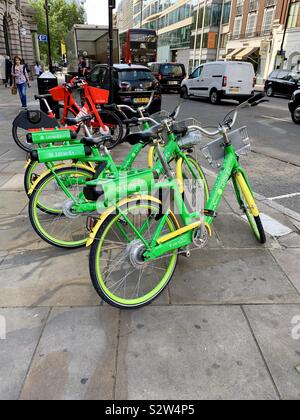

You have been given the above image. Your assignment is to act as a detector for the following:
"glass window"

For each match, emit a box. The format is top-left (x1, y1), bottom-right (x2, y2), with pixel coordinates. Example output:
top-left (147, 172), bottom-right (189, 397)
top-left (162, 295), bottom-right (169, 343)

top-left (246, 13), bottom-right (257, 37)
top-left (222, 2), bottom-right (231, 24)
top-left (119, 70), bottom-right (155, 83)
top-left (287, 2), bottom-right (300, 28)
top-left (160, 64), bottom-right (184, 76)
top-left (191, 66), bottom-right (201, 78)
top-left (211, 4), bottom-right (222, 26)
top-left (261, 7), bottom-right (274, 35)
top-left (233, 17), bottom-right (242, 38)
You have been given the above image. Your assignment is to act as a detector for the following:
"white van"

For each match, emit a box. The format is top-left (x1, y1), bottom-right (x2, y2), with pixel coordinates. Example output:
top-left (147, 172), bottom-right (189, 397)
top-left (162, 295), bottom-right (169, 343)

top-left (180, 61), bottom-right (255, 104)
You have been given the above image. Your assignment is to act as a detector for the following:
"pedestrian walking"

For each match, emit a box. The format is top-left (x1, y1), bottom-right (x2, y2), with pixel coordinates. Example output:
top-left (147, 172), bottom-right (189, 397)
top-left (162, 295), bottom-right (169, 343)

top-left (11, 56), bottom-right (31, 109)
top-left (34, 62), bottom-right (43, 78)
top-left (5, 56), bottom-right (13, 87)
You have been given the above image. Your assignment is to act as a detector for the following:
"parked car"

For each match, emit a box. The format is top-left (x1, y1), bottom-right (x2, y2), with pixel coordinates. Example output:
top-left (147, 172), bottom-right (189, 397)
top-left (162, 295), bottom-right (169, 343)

top-left (264, 69), bottom-right (300, 98)
top-left (86, 64), bottom-right (161, 114)
top-left (180, 61), bottom-right (255, 104)
top-left (288, 89), bottom-right (300, 124)
top-left (149, 62), bottom-right (186, 93)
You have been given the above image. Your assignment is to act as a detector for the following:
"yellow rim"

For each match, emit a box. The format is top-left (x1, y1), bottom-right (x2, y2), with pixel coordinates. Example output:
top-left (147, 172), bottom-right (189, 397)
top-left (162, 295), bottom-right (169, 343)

top-left (235, 172), bottom-right (259, 217)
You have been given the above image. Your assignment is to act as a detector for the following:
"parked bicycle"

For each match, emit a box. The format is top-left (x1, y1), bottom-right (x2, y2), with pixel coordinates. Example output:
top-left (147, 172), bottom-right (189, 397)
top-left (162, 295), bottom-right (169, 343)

top-left (28, 105), bottom-right (209, 249)
top-left (12, 77), bottom-right (124, 152)
top-left (87, 93), bottom-right (267, 309)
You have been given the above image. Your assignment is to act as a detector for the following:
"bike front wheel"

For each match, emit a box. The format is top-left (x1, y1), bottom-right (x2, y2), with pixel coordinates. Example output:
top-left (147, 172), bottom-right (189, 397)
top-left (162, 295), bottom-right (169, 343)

top-left (234, 172), bottom-right (266, 244)
top-left (89, 198), bottom-right (179, 309)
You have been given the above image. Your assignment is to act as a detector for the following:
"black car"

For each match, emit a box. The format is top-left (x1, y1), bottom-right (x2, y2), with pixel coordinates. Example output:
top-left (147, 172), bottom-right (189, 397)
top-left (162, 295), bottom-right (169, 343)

top-left (86, 64), bottom-right (161, 114)
top-left (149, 62), bottom-right (186, 93)
top-left (288, 89), bottom-right (300, 124)
top-left (265, 69), bottom-right (300, 98)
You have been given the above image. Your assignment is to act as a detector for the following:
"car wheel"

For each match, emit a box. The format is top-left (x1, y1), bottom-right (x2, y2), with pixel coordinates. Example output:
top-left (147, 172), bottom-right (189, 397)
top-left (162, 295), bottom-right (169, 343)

top-left (180, 87), bottom-right (188, 99)
top-left (292, 106), bottom-right (300, 124)
top-left (266, 85), bottom-right (273, 97)
top-left (209, 89), bottom-right (219, 105)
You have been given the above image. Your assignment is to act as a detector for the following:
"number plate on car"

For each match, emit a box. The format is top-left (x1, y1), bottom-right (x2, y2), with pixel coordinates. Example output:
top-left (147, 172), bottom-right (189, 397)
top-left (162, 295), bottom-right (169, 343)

top-left (168, 81), bottom-right (178, 85)
top-left (134, 97), bottom-right (150, 104)
top-left (229, 87), bottom-right (240, 93)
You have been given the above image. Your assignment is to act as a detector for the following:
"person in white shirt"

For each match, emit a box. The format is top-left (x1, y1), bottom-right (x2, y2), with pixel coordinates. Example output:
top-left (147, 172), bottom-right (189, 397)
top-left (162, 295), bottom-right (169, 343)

top-left (34, 62), bottom-right (43, 78)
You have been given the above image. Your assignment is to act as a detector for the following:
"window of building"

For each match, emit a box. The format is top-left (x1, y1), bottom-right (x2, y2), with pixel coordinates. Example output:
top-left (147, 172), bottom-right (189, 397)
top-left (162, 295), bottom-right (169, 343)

top-left (249, 0), bottom-right (258, 12)
top-left (287, 1), bottom-right (300, 28)
top-left (245, 13), bottom-right (257, 36)
top-left (236, 0), bottom-right (244, 16)
top-left (233, 17), bottom-right (242, 38)
top-left (261, 7), bottom-right (274, 35)
top-left (222, 1), bottom-right (231, 24)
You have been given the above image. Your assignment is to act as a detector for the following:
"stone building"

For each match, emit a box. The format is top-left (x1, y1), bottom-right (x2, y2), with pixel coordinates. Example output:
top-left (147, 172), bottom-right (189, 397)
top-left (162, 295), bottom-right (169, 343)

top-left (0, 0), bottom-right (39, 71)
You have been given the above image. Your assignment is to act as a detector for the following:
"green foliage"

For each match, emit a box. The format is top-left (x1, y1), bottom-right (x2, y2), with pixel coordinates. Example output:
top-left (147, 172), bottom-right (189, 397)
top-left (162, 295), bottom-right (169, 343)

top-left (30, 0), bottom-right (85, 63)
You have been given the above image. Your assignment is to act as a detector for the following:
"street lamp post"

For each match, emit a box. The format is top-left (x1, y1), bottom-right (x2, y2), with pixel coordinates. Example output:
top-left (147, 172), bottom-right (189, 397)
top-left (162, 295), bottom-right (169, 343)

top-left (44, 0), bottom-right (53, 73)
top-left (108, 0), bottom-right (116, 103)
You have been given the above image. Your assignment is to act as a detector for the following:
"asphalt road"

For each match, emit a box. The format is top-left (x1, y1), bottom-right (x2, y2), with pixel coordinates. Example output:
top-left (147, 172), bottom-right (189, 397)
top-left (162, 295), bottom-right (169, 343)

top-left (162, 93), bottom-right (300, 214)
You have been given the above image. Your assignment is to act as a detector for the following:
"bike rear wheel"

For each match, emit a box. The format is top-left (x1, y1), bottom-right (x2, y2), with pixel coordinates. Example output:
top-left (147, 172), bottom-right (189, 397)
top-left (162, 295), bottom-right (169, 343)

top-left (29, 166), bottom-right (95, 248)
top-left (89, 198), bottom-right (179, 309)
top-left (97, 110), bottom-right (123, 149)
top-left (12, 125), bottom-right (35, 152)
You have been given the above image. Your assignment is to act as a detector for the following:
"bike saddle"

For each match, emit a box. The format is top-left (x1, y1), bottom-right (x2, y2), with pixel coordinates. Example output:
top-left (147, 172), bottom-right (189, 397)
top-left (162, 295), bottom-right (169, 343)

top-left (65, 115), bottom-right (94, 125)
top-left (34, 94), bottom-right (52, 101)
top-left (81, 135), bottom-right (112, 147)
top-left (126, 124), bottom-right (164, 145)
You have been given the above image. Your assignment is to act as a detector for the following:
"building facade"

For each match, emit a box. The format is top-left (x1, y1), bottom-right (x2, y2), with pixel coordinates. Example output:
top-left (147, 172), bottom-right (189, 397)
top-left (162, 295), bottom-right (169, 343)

top-left (0, 0), bottom-right (38, 68)
top-left (115, 0), bottom-right (300, 81)
top-left (281, 0), bottom-right (300, 70)
top-left (117, 0), bottom-right (134, 32)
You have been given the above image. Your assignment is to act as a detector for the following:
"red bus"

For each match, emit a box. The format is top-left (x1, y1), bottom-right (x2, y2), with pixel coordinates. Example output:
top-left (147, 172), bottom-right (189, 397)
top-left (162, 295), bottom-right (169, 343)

top-left (119, 29), bottom-right (157, 65)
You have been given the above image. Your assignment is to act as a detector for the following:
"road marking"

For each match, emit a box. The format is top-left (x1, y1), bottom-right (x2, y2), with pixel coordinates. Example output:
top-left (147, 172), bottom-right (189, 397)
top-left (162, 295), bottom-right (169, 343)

top-left (242, 213), bottom-right (292, 237)
top-left (267, 192), bottom-right (300, 201)
top-left (261, 115), bottom-right (291, 122)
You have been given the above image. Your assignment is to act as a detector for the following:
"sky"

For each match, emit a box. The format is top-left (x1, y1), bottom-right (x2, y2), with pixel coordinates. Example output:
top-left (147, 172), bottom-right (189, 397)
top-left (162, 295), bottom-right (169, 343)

top-left (85, 0), bottom-right (121, 25)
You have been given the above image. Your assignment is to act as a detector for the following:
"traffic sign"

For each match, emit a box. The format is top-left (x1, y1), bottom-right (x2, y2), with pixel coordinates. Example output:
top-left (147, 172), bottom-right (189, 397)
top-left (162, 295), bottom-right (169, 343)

top-left (38, 35), bottom-right (48, 42)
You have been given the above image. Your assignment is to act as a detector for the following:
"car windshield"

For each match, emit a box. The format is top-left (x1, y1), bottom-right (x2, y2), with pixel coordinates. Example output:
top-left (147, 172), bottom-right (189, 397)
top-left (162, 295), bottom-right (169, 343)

top-left (119, 70), bottom-right (155, 83)
top-left (161, 64), bottom-right (184, 77)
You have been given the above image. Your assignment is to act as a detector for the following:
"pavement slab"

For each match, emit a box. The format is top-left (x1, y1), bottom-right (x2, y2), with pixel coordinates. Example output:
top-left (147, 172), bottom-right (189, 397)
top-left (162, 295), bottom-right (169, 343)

top-left (0, 248), bottom-right (99, 307)
top-left (271, 249), bottom-right (300, 294)
top-left (0, 174), bottom-right (24, 190)
top-left (277, 232), bottom-right (300, 248)
top-left (0, 307), bottom-right (49, 400)
top-left (20, 307), bottom-right (119, 400)
top-left (244, 305), bottom-right (300, 400)
top-left (0, 214), bottom-right (49, 253)
top-left (115, 306), bottom-right (278, 400)
top-left (169, 248), bottom-right (300, 305)
top-left (0, 191), bottom-right (28, 215)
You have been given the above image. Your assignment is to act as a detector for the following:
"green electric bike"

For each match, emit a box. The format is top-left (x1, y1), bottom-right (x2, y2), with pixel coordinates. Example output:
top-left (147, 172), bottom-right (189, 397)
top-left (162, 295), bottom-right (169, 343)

top-left (28, 109), bottom-right (209, 249)
top-left (87, 93), bottom-right (267, 309)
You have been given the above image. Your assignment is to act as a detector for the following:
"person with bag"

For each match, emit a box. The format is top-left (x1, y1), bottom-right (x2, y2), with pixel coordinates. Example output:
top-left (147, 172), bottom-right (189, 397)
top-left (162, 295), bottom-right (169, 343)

top-left (11, 56), bottom-right (31, 109)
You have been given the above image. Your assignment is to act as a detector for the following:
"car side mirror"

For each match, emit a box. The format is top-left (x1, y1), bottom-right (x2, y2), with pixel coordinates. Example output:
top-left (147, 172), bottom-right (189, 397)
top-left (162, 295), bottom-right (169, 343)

top-left (189, 74), bottom-right (193, 79)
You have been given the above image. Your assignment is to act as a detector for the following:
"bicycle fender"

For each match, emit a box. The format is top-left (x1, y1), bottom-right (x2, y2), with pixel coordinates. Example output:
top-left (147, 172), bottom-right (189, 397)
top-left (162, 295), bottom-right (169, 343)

top-left (27, 164), bottom-right (96, 196)
top-left (86, 195), bottom-right (180, 247)
top-left (13, 110), bottom-right (59, 130)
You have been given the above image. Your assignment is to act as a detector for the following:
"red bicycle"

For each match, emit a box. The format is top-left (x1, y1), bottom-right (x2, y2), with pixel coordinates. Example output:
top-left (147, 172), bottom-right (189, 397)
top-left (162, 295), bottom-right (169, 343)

top-left (12, 78), bottom-right (124, 152)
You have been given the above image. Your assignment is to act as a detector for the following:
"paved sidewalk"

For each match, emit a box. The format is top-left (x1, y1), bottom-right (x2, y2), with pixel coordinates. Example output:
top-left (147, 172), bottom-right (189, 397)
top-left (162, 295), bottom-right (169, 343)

top-left (0, 83), bottom-right (300, 400)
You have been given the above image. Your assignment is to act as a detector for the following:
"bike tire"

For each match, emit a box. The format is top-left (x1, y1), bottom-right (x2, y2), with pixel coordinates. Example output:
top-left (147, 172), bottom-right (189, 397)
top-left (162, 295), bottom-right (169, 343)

top-left (234, 172), bottom-right (266, 244)
top-left (89, 198), bottom-right (179, 309)
top-left (98, 110), bottom-right (124, 149)
top-left (29, 166), bottom-right (95, 248)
